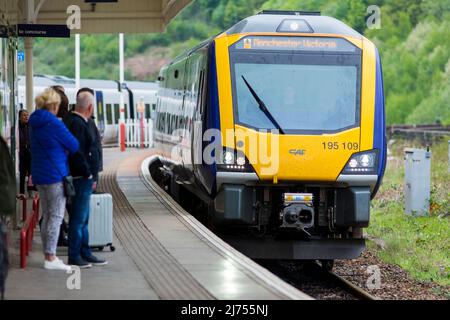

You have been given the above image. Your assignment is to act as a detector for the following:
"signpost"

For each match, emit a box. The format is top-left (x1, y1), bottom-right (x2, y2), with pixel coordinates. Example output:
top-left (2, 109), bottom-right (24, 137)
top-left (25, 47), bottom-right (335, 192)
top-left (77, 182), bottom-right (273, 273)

top-left (137, 100), bottom-right (145, 149)
top-left (17, 51), bottom-right (25, 62)
top-left (119, 33), bottom-right (126, 152)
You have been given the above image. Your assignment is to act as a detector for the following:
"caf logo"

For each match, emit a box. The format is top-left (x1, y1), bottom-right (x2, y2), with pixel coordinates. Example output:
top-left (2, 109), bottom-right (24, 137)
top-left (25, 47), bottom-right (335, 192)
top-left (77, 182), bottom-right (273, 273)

top-left (243, 38), bottom-right (252, 49)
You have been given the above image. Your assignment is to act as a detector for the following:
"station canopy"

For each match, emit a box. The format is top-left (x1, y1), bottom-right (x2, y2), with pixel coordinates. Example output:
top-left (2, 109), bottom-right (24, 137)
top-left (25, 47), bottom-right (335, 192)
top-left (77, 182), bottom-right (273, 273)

top-left (3, 0), bottom-right (193, 34)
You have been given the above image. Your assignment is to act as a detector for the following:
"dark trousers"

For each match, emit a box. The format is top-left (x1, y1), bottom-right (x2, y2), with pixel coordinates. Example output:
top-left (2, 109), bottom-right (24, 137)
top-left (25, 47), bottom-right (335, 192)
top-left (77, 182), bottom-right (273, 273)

top-left (19, 152), bottom-right (30, 194)
top-left (68, 178), bottom-right (93, 261)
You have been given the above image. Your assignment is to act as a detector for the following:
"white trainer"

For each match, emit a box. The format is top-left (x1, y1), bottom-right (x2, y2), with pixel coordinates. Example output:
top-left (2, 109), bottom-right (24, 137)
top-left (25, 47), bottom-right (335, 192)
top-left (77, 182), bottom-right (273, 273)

top-left (44, 258), bottom-right (72, 271)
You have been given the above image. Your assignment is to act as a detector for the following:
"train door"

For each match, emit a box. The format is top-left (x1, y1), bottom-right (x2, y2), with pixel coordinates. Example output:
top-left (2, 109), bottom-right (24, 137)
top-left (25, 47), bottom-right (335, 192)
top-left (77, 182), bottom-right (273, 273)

top-left (182, 53), bottom-right (204, 176)
top-left (95, 90), bottom-right (105, 138)
top-left (125, 86), bottom-right (134, 120)
top-left (0, 38), bottom-right (6, 139)
top-left (8, 36), bottom-right (18, 164)
top-left (167, 60), bottom-right (187, 166)
top-left (192, 47), bottom-right (209, 191)
top-left (0, 35), bottom-right (17, 158)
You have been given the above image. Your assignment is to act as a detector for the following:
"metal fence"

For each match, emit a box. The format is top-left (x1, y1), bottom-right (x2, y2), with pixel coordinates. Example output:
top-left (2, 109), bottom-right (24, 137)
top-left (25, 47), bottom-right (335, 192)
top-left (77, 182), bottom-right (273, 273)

top-left (124, 118), bottom-right (154, 148)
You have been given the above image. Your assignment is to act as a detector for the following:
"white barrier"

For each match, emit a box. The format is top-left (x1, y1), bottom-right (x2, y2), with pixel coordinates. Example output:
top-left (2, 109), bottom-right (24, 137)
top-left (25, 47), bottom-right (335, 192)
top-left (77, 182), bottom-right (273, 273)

top-left (125, 118), bottom-right (154, 148)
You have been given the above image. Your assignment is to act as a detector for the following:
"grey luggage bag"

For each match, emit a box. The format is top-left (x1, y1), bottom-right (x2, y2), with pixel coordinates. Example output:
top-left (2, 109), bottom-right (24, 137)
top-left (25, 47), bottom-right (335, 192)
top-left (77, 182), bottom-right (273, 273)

top-left (88, 192), bottom-right (115, 251)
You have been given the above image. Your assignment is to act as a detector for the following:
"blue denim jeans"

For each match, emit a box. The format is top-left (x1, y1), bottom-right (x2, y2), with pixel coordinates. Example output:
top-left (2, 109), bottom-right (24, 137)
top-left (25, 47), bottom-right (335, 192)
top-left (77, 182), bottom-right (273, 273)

top-left (68, 178), bottom-right (93, 261)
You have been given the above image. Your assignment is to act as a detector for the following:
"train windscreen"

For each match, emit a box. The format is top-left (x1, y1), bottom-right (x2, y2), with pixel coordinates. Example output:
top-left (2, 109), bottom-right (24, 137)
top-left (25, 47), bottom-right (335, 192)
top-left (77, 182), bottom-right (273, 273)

top-left (229, 36), bottom-right (362, 134)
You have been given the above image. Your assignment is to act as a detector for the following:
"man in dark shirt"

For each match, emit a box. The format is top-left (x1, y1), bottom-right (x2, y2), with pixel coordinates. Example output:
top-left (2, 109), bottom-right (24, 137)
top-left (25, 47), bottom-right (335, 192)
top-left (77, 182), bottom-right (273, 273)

top-left (76, 87), bottom-right (103, 188)
top-left (18, 110), bottom-right (31, 194)
top-left (0, 135), bottom-right (16, 299)
top-left (63, 91), bottom-right (106, 268)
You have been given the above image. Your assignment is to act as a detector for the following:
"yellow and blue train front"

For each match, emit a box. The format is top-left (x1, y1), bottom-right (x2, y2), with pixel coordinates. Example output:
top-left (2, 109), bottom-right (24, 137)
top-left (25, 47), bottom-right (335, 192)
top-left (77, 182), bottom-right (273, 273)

top-left (208, 20), bottom-right (386, 233)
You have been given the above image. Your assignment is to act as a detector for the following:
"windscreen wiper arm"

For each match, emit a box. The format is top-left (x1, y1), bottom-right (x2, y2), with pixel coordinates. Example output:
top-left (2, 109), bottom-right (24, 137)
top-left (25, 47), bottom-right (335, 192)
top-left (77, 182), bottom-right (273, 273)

top-left (241, 76), bottom-right (285, 134)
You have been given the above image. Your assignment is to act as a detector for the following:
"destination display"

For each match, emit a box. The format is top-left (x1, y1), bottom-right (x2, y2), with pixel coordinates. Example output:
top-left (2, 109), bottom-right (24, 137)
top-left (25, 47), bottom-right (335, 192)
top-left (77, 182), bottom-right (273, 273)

top-left (233, 36), bottom-right (357, 52)
top-left (17, 24), bottom-right (70, 38)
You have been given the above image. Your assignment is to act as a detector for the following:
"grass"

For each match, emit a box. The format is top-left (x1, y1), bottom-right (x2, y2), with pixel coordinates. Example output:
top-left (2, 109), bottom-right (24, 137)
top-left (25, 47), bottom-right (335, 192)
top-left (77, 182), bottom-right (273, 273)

top-left (368, 136), bottom-right (450, 287)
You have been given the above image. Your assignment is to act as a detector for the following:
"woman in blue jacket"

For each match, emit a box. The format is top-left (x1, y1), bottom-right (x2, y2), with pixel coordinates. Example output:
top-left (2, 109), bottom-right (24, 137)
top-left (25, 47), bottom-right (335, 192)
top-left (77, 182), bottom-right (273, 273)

top-left (29, 87), bottom-right (79, 271)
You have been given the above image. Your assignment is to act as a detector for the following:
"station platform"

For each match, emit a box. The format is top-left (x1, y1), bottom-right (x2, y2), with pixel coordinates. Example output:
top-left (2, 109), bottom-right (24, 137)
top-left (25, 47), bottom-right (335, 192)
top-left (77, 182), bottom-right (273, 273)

top-left (5, 148), bottom-right (310, 300)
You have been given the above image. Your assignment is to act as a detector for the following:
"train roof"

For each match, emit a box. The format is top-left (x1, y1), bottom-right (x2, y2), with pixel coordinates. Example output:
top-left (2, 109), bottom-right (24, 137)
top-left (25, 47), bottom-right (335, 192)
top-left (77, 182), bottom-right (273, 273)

top-left (167, 11), bottom-right (364, 66)
top-left (80, 79), bottom-right (119, 90)
top-left (18, 75), bottom-right (157, 92)
top-left (225, 11), bottom-right (363, 39)
top-left (18, 75), bottom-right (57, 87)
top-left (125, 81), bottom-right (158, 91)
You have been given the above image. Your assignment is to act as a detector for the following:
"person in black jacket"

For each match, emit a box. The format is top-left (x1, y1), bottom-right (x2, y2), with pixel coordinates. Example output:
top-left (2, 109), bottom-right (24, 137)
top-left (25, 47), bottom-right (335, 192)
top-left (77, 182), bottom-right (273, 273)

top-left (76, 87), bottom-right (103, 186)
top-left (0, 135), bottom-right (16, 299)
top-left (63, 91), bottom-right (107, 268)
top-left (18, 110), bottom-right (31, 194)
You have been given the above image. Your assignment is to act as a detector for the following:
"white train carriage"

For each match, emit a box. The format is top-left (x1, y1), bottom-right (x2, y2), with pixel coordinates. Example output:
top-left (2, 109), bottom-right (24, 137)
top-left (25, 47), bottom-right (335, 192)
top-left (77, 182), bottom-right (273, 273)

top-left (17, 75), bottom-right (158, 144)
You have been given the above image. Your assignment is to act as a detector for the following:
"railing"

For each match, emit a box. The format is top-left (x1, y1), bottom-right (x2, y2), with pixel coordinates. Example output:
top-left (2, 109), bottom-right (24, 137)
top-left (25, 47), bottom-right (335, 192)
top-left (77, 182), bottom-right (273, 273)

top-left (124, 118), bottom-right (154, 148)
top-left (17, 194), bottom-right (28, 222)
top-left (19, 194), bottom-right (40, 269)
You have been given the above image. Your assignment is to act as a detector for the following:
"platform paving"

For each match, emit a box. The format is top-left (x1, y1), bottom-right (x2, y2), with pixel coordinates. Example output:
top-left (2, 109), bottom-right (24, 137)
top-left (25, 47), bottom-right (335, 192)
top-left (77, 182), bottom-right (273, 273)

top-left (4, 148), bottom-right (310, 300)
top-left (5, 149), bottom-right (158, 300)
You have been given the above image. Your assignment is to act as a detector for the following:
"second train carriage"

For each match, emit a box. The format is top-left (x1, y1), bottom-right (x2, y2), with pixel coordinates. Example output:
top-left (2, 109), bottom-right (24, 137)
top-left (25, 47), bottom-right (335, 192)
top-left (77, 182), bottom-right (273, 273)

top-left (17, 75), bottom-right (158, 143)
top-left (154, 11), bottom-right (387, 263)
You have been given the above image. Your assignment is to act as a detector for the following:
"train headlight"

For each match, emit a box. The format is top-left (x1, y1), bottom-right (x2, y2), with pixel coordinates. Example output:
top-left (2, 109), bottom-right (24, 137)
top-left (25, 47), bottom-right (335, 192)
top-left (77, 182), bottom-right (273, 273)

top-left (223, 150), bottom-right (235, 165)
top-left (218, 149), bottom-right (254, 172)
top-left (236, 155), bottom-right (246, 166)
top-left (349, 158), bottom-right (358, 168)
top-left (343, 150), bottom-right (379, 174)
top-left (360, 154), bottom-right (371, 167)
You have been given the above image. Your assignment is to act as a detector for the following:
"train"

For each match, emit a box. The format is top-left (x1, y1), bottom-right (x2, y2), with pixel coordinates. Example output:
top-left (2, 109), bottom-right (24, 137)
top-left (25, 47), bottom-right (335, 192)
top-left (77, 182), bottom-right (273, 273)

top-left (0, 35), bottom-right (17, 149)
top-left (17, 75), bottom-right (158, 143)
top-left (153, 10), bottom-right (386, 266)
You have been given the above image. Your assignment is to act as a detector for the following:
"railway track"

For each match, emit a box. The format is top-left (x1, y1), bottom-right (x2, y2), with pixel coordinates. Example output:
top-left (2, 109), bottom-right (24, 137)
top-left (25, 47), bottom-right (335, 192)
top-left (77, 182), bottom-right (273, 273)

top-left (258, 260), bottom-right (377, 300)
top-left (148, 159), bottom-right (376, 300)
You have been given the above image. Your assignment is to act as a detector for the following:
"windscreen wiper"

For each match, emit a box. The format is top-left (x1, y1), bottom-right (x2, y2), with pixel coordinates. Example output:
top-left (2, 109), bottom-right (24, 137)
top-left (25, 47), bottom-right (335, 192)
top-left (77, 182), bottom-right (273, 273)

top-left (241, 76), bottom-right (285, 134)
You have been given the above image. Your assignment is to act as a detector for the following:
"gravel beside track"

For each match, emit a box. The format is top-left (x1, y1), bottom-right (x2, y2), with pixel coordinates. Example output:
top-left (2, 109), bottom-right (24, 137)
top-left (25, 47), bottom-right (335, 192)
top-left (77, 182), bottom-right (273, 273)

top-left (334, 250), bottom-right (450, 300)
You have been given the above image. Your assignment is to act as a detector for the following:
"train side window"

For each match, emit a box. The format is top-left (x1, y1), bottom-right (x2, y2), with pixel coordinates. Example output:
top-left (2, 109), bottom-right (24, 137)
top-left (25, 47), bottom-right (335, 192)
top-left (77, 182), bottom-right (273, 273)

top-left (152, 104), bottom-right (156, 120)
top-left (106, 103), bottom-right (112, 124)
top-left (197, 69), bottom-right (205, 112)
top-left (114, 104), bottom-right (120, 124)
top-left (145, 104), bottom-right (150, 119)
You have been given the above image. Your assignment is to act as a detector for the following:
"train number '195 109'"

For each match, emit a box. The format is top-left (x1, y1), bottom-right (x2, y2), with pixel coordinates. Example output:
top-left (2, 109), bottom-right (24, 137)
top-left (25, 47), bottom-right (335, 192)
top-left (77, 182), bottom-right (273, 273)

top-left (322, 142), bottom-right (359, 151)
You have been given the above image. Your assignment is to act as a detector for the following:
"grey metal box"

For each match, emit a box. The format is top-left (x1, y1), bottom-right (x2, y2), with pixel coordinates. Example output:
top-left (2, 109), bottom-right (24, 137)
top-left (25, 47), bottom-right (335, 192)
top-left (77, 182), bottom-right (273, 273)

top-left (223, 185), bottom-right (255, 224)
top-left (404, 148), bottom-right (431, 216)
top-left (335, 187), bottom-right (371, 227)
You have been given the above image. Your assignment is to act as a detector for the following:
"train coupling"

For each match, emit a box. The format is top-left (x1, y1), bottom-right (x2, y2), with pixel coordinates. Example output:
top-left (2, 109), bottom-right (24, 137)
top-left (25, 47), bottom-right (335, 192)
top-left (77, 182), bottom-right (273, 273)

top-left (280, 193), bottom-right (315, 232)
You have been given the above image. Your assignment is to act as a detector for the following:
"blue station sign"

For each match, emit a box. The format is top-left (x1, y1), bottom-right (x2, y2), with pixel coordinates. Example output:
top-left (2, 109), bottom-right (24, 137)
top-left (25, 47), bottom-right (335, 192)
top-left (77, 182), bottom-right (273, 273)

top-left (17, 51), bottom-right (25, 62)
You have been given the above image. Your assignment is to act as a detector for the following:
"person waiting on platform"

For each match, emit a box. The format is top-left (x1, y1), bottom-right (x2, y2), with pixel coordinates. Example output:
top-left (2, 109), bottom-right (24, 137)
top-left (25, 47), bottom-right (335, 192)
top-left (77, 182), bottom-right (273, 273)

top-left (64, 91), bottom-right (107, 268)
top-left (18, 110), bottom-right (32, 195)
top-left (0, 135), bottom-right (16, 299)
top-left (29, 88), bottom-right (79, 271)
top-left (53, 86), bottom-right (70, 120)
top-left (52, 86), bottom-right (71, 247)
top-left (76, 87), bottom-right (103, 188)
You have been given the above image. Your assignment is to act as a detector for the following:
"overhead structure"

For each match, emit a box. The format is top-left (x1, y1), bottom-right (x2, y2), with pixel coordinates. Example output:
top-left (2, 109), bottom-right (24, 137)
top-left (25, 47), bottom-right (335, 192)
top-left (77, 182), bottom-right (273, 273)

top-left (4, 0), bottom-right (193, 34)
top-left (1, 0), bottom-right (193, 112)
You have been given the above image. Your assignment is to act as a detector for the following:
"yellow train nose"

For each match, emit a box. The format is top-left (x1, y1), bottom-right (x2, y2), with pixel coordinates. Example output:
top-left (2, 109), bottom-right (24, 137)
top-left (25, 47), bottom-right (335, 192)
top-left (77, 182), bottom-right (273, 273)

top-left (235, 125), bottom-right (361, 182)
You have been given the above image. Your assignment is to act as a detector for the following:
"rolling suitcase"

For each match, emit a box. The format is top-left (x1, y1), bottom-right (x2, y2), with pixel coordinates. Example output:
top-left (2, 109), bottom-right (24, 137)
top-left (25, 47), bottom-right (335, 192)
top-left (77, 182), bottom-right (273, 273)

top-left (88, 192), bottom-right (115, 251)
